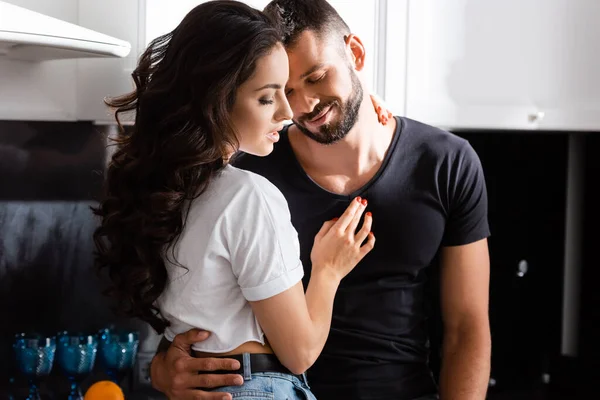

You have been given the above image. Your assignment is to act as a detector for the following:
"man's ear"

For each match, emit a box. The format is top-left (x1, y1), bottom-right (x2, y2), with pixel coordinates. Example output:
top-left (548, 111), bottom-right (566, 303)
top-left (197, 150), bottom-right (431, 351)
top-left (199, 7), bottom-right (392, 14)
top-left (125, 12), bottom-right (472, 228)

top-left (344, 34), bottom-right (366, 71)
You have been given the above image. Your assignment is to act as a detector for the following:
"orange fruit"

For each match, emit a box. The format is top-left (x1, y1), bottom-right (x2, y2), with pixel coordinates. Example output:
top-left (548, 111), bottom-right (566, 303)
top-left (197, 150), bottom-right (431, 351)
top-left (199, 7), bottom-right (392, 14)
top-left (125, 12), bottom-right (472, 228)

top-left (84, 380), bottom-right (125, 400)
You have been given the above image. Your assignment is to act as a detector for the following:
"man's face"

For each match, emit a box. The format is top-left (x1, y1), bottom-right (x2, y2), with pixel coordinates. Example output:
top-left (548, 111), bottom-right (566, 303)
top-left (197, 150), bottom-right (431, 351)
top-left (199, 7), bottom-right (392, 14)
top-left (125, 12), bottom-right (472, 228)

top-left (285, 30), bottom-right (363, 145)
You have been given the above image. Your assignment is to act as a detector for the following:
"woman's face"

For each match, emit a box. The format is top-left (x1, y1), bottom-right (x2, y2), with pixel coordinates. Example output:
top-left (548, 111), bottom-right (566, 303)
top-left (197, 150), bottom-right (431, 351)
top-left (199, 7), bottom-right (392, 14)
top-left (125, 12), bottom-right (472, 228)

top-left (230, 43), bottom-right (293, 157)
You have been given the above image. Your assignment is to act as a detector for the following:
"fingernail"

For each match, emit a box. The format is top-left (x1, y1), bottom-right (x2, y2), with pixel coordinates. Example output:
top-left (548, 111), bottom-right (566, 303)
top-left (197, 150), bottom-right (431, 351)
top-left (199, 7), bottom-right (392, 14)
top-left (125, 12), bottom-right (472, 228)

top-left (197, 331), bottom-right (209, 339)
top-left (222, 396), bottom-right (231, 400)
top-left (333, 217), bottom-right (339, 221)
top-left (233, 377), bottom-right (244, 385)
top-left (361, 199), bottom-right (368, 206)
top-left (232, 361), bottom-right (241, 369)
top-left (356, 196), bottom-right (362, 202)
top-left (366, 212), bottom-right (372, 217)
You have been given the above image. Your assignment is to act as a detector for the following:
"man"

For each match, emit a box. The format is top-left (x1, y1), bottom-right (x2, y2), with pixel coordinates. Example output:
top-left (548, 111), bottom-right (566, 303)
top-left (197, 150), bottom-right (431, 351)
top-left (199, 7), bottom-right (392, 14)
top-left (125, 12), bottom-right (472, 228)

top-left (150, 1), bottom-right (491, 399)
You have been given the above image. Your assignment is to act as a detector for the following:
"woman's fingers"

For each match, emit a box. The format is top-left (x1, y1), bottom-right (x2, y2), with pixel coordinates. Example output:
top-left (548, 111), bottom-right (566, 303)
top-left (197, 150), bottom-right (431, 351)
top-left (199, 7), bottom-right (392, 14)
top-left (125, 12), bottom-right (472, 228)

top-left (335, 197), bottom-right (363, 232)
top-left (355, 211), bottom-right (372, 245)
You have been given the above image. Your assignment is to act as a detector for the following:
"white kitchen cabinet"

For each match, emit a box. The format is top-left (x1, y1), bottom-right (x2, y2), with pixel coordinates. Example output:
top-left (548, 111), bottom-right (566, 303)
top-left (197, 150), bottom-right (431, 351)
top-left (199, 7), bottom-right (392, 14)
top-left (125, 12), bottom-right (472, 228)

top-left (3, 0), bottom-right (78, 22)
top-left (0, 0), bottom-right (134, 122)
top-left (0, 0), bottom-right (79, 121)
top-left (404, 0), bottom-right (600, 131)
top-left (76, 0), bottom-right (141, 123)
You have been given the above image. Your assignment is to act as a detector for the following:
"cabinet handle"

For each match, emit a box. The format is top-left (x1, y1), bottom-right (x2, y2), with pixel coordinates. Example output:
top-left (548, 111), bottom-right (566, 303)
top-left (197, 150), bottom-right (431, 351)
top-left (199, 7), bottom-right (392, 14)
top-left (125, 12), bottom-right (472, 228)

top-left (517, 259), bottom-right (529, 277)
top-left (528, 111), bottom-right (545, 122)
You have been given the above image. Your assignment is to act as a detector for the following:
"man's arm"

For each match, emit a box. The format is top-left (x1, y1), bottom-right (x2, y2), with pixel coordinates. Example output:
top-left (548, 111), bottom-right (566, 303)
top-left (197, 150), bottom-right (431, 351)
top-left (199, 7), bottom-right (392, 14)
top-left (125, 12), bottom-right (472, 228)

top-left (439, 238), bottom-right (491, 400)
top-left (150, 329), bottom-right (243, 400)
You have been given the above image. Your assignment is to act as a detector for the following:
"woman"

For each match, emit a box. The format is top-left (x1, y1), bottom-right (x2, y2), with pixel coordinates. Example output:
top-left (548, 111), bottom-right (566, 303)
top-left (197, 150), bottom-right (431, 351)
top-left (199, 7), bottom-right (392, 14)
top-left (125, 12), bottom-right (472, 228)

top-left (93, 1), bottom-right (377, 398)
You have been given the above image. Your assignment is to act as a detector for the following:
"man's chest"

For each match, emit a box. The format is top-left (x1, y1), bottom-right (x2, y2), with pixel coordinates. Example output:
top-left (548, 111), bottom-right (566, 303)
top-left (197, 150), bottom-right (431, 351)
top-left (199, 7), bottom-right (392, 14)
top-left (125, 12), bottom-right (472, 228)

top-left (281, 185), bottom-right (448, 277)
top-left (301, 168), bottom-right (382, 196)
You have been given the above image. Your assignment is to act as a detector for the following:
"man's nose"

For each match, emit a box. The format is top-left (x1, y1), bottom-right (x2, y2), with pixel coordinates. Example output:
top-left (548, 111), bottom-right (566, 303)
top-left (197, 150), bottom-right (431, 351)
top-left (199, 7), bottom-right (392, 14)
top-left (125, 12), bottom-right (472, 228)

top-left (291, 90), bottom-right (320, 117)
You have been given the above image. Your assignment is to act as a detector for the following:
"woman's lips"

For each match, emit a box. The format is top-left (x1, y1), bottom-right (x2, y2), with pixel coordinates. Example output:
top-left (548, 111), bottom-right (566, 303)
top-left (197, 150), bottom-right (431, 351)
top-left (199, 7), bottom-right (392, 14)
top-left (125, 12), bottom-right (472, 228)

top-left (266, 131), bottom-right (280, 142)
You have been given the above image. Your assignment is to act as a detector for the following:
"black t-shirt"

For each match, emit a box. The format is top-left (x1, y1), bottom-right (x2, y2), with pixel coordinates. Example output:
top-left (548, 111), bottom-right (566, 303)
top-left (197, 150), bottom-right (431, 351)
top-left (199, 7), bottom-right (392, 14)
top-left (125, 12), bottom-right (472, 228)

top-left (233, 117), bottom-right (490, 400)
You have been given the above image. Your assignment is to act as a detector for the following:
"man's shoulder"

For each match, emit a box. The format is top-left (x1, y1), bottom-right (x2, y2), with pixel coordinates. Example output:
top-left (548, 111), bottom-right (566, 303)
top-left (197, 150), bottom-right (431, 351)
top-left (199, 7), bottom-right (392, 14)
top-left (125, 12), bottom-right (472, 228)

top-left (395, 117), bottom-right (480, 169)
top-left (232, 129), bottom-right (290, 175)
top-left (231, 151), bottom-right (271, 172)
top-left (398, 116), bottom-right (469, 153)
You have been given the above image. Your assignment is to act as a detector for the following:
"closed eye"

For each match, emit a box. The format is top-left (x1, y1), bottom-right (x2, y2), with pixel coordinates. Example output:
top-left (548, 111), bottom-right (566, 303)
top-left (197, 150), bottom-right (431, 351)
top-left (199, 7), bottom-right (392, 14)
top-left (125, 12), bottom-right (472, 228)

top-left (307, 73), bottom-right (326, 84)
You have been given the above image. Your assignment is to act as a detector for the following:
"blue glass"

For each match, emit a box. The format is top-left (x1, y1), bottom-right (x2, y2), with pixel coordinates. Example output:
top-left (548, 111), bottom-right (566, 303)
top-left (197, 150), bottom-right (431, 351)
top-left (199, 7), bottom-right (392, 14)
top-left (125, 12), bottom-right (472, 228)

top-left (13, 333), bottom-right (56, 400)
top-left (7, 376), bottom-right (16, 400)
top-left (98, 328), bottom-right (139, 383)
top-left (56, 333), bottom-right (98, 400)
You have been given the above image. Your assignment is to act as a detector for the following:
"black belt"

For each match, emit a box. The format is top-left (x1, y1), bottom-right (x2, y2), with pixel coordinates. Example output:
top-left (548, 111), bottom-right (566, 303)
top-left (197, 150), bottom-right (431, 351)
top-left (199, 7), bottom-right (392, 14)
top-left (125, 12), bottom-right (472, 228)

top-left (197, 353), bottom-right (302, 379)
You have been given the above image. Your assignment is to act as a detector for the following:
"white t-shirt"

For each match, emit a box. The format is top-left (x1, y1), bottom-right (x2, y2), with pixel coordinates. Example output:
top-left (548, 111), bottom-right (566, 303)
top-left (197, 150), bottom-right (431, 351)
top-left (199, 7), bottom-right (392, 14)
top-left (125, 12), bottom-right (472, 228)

top-left (157, 164), bottom-right (304, 353)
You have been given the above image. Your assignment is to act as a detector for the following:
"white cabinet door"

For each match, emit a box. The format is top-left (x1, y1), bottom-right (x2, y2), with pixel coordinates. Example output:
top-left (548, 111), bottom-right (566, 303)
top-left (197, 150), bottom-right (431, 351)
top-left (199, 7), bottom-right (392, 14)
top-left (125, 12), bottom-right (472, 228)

top-left (0, 0), bottom-right (137, 122)
top-left (0, 0), bottom-right (79, 121)
top-left (76, 0), bottom-right (141, 123)
top-left (405, 0), bottom-right (600, 131)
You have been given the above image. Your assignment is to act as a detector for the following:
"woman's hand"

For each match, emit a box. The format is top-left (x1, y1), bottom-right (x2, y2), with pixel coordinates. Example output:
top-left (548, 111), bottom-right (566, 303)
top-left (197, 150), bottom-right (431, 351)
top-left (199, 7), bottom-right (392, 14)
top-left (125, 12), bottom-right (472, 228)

top-left (370, 93), bottom-right (393, 125)
top-left (310, 197), bottom-right (375, 282)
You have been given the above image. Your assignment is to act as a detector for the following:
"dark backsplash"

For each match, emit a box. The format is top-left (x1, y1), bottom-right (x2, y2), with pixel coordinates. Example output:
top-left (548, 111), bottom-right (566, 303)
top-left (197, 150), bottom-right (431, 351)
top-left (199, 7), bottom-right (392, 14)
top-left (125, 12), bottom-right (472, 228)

top-left (0, 201), bottom-right (120, 334)
top-left (0, 120), bottom-right (108, 201)
top-left (0, 121), bottom-right (138, 382)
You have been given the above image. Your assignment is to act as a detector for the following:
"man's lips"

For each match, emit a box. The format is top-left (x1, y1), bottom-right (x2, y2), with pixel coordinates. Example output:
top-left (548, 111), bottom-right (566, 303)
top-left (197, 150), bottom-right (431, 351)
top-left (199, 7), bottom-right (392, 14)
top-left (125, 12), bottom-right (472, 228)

top-left (309, 105), bottom-right (333, 122)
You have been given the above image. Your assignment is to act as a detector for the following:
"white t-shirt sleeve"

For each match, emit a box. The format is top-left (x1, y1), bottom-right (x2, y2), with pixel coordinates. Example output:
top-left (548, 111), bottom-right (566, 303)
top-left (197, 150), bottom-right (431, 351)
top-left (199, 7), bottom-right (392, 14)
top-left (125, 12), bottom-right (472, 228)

top-left (226, 174), bottom-right (304, 301)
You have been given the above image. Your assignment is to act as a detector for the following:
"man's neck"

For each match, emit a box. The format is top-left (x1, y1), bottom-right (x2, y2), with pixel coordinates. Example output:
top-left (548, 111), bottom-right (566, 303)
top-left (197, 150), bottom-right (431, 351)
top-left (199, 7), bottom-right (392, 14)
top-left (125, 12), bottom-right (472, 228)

top-left (288, 100), bottom-right (397, 195)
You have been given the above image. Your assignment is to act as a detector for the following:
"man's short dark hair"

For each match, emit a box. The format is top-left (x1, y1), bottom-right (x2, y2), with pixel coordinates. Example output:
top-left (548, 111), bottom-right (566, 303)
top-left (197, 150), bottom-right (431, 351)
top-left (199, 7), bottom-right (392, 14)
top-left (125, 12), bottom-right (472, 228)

top-left (263, 0), bottom-right (350, 48)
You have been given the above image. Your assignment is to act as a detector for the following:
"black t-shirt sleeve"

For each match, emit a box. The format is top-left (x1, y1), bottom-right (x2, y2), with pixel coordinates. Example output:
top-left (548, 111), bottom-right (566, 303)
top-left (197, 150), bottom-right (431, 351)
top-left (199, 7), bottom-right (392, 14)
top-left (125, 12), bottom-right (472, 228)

top-left (442, 142), bottom-right (490, 246)
top-left (231, 150), bottom-right (271, 176)
top-left (231, 152), bottom-right (253, 169)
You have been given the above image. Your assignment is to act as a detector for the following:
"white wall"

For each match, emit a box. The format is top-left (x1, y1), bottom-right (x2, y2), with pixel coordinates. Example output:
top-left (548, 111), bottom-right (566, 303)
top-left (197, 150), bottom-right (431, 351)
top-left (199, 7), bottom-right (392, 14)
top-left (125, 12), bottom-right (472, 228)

top-left (144, 0), bottom-right (383, 94)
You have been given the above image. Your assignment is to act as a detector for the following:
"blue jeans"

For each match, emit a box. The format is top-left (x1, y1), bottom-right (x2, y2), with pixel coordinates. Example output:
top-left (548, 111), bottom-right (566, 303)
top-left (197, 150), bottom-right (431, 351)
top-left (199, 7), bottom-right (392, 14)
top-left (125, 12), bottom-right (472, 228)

top-left (212, 372), bottom-right (316, 399)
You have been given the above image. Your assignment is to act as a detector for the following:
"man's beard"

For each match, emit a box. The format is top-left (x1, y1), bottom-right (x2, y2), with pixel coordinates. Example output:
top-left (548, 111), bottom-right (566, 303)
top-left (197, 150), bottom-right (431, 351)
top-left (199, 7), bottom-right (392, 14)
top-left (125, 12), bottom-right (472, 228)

top-left (294, 69), bottom-right (363, 145)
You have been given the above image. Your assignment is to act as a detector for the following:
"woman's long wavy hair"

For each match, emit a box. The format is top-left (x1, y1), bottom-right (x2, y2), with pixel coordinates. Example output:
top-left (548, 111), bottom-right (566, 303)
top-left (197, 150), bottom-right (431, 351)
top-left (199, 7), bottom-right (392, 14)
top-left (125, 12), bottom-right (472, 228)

top-left (93, 0), bottom-right (283, 334)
